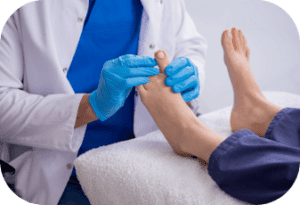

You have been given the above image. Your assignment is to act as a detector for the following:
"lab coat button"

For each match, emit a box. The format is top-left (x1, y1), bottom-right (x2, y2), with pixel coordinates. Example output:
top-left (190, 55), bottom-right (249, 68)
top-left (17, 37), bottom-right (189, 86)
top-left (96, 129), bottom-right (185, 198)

top-left (135, 90), bottom-right (139, 96)
top-left (63, 67), bottom-right (68, 73)
top-left (78, 17), bottom-right (83, 23)
top-left (67, 164), bottom-right (72, 169)
top-left (149, 44), bottom-right (155, 49)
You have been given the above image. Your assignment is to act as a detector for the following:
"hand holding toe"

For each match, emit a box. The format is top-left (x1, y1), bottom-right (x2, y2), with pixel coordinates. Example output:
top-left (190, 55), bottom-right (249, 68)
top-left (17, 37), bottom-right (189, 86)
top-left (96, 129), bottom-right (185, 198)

top-left (164, 57), bottom-right (200, 102)
top-left (137, 50), bottom-right (171, 97)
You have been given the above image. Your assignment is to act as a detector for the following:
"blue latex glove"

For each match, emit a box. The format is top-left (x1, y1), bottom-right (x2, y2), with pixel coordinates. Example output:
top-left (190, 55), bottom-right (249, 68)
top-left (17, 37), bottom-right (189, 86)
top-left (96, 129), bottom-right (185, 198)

top-left (89, 54), bottom-right (158, 121)
top-left (164, 57), bottom-right (200, 102)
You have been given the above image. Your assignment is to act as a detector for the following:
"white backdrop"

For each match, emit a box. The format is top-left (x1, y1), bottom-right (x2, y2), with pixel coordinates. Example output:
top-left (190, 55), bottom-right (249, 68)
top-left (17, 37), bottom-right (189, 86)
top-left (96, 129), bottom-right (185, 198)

top-left (184, 0), bottom-right (300, 113)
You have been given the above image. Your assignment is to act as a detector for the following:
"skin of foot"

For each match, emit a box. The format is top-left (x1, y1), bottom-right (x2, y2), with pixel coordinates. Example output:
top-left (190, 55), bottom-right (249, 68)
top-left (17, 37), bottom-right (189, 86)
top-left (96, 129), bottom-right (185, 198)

top-left (222, 27), bottom-right (283, 137)
top-left (137, 50), bottom-right (193, 157)
top-left (134, 28), bottom-right (284, 165)
top-left (137, 50), bottom-right (225, 163)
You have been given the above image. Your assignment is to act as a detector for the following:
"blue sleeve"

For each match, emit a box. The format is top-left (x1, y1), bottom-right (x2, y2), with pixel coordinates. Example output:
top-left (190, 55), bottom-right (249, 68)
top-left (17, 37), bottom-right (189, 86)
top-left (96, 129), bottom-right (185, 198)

top-left (208, 122), bottom-right (300, 204)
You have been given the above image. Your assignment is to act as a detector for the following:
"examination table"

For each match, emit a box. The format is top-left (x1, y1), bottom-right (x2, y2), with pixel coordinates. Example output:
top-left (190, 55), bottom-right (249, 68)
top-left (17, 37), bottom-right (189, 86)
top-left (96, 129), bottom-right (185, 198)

top-left (74, 91), bottom-right (300, 205)
top-left (75, 0), bottom-right (300, 205)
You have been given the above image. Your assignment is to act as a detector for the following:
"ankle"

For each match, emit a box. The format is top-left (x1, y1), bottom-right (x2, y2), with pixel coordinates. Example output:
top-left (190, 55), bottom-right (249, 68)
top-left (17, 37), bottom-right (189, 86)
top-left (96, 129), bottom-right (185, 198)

top-left (231, 97), bottom-right (282, 136)
top-left (181, 118), bottom-right (225, 162)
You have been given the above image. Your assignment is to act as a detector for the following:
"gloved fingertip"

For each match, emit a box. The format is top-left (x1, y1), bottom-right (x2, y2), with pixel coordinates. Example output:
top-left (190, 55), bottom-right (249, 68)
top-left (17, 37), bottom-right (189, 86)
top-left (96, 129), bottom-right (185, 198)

top-left (147, 71), bottom-right (157, 77)
top-left (164, 70), bottom-right (169, 76)
top-left (165, 78), bottom-right (171, 86)
top-left (144, 56), bottom-right (158, 65)
top-left (172, 86), bottom-right (179, 93)
top-left (154, 67), bottom-right (160, 74)
top-left (182, 96), bottom-right (188, 103)
top-left (183, 93), bottom-right (192, 102)
top-left (164, 66), bottom-right (172, 76)
top-left (152, 59), bottom-right (158, 66)
top-left (144, 77), bottom-right (150, 83)
top-left (164, 79), bottom-right (169, 86)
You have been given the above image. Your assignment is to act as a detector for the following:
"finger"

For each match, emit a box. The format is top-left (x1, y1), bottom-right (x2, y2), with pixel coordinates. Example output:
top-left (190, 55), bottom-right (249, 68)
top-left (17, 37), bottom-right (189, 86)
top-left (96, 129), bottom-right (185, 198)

top-left (155, 50), bottom-right (171, 73)
top-left (118, 54), bottom-right (136, 60)
top-left (164, 57), bottom-right (189, 76)
top-left (172, 76), bottom-right (198, 93)
top-left (165, 66), bottom-right (194, 86)
top-left (181, 86), bottom-right (199, 102)
top-left (123, 77), bottom-right (150, 88)
top-left (125, 67), bottom-right (160, 78)
top-left (103, 58), bottom-right (118, 68)
top-left (119, 55), bottom-right (158, 67)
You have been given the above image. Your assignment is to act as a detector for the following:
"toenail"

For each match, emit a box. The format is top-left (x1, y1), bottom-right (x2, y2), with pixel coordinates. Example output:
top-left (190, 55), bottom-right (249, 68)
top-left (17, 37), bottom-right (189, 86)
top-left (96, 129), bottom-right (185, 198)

top-left (227, 31), bottom-right (232, 38)
top-left (157, 51), bottom-right (165, 59)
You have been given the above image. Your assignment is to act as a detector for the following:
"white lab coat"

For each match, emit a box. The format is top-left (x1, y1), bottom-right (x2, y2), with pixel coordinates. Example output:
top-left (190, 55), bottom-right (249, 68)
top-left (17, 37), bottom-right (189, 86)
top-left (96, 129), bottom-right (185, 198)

top-left (0, 0), bottom-right (207, 204)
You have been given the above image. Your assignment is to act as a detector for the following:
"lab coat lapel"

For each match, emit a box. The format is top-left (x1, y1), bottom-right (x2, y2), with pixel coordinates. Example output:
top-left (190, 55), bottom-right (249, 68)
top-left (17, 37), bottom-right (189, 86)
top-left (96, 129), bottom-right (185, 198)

top-left (139, 0), bottom-right (162, 51)
top-left (134, 0), bottom-right (163, 138)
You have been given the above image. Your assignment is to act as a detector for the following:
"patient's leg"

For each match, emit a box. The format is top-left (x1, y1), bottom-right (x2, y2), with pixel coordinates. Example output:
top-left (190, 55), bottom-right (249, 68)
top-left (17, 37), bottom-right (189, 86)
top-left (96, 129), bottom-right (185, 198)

top-left (136, 29), bottom-right (283, 162)
top-left (137, 50), bottom-right (190, 156)
top-left (137, 51), bottom-right (226, 162)
top-left (222, 28), bottom-right (283, 137)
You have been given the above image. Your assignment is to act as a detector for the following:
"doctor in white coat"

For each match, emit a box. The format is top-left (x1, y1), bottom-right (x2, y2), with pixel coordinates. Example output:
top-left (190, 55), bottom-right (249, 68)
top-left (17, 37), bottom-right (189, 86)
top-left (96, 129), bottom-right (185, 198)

top-left (0, 0), bottom-right (207, 204)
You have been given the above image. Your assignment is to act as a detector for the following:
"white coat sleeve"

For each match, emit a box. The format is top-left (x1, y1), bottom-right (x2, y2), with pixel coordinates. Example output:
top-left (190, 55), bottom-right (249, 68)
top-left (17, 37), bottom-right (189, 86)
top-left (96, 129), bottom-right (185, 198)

top-left (0, 14), bottom-right (86, 153)
top-left (173, 0), bottom-right (208, 96)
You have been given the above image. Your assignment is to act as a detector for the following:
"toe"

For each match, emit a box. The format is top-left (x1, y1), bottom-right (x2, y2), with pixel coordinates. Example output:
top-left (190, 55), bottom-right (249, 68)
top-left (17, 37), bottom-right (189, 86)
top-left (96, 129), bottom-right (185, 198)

top-left (240, 30), bottom-right (250, 60)
top-left (232, 27), bottom-right (242, 52)
top-left (231, 28), bottom-right (237, 50)
top-left (246, 45), bottom-right (250, 61)
top-left (137, 84), bottom-right (146, 95)
top-left (221, 30), bottom-right (234, 53)
top-left (239, 30), bottom-right (245, 47)
top-left (239, 30), bottom-right (247, 55)
top-left (155, 50), bottom-right (171, 73)
top-left (241, 31), bottom-right (247, 45)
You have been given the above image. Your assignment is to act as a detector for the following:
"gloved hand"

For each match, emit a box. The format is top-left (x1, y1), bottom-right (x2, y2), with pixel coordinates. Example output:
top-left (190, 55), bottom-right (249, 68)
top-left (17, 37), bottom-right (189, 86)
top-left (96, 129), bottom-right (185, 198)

top-left (164, 57), bottom-right (200, 102)
top-left (89, 54), bottom-right (158, 121)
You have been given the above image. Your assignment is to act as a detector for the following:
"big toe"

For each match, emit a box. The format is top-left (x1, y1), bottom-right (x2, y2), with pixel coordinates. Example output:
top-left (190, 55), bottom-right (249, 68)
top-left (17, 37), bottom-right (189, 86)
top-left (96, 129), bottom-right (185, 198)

top-left (155, 50), bottom-right (171, 73)
top-left (222, 30), bottom-right (234, 53)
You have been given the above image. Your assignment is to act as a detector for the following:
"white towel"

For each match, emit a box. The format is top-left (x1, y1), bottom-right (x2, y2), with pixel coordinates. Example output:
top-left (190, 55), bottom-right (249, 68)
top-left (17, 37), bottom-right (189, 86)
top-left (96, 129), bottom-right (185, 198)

top-left (74, 91), bottom-right (300, 205)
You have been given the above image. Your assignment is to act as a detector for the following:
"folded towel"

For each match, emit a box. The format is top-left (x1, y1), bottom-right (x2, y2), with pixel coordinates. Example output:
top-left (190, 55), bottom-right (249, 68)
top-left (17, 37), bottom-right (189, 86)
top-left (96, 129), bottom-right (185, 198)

top-left (74, 91), bottom-right (300, 205)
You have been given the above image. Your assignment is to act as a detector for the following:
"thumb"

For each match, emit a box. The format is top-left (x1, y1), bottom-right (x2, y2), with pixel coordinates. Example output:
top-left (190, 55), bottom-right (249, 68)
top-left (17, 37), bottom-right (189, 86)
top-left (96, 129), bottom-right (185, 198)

top-left (155, 50), bottom-right (170, 73)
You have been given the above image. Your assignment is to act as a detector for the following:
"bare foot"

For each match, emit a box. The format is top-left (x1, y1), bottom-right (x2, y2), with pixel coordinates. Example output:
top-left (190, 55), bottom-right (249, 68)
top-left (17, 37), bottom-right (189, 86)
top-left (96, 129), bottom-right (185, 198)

top-left (222, 28), bottom-right (283, 137)
top-left (137, 50), bottom-right (195, 158)
top-left (138, 50), bottom-right (226, 163)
